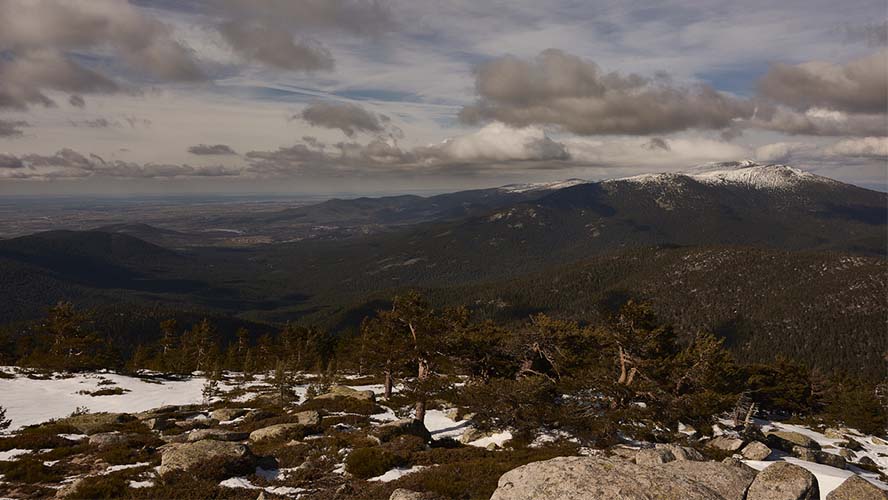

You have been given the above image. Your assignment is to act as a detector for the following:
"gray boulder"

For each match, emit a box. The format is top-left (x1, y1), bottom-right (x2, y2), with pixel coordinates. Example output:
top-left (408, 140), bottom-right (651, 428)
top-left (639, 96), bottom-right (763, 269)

top-left (390, 489), bottom-right (434, 500)
top-left (315, 385), bottom-right (375, 402)
top-left (707, 436), bottom-right (745, 452)
top-left (249, 423), bottom-right (308, 442)
top-left (211, 408), bottom-right (248, 422)
top-left (374, 419), bottom-right (432, 443)
top-left (872, 437), bottom-right (888, 446)
top-left (158, 439), bottom-right (253, 475)
top-left (635, 444), bottom-right (703, 465)
top-left (767, 431), bottom-right (820, 452)
top-left (826, 475), bottom-right (888, 500)
top-left (187, 429), bottom-right (248, 442)
top-left (291, 410), bottom-right (321, 426)
top-left (746, 461), bottom-right (819, 500)
top-left (144, 417), bottom-right (172, 431)
top-left (792, 445), bottom-right (818, 462)
top-left (741, 441), bottom-right (772, 461)
top-left (59, 412), bottom-right (134, 434)
top-left (813, 451), bottom-right (846, 469)
top-left (489, 456), bottom-right (756, 500)
top-left (88, 431), bottom-right (131, 448)
top-left (837, 448), bottom-right (854, 460)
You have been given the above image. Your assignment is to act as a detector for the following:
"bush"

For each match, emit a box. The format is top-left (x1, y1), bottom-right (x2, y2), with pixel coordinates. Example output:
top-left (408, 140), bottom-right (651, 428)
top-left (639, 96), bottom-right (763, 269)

top-left (0, 423), bottom-right (80, 451)
top-left (299, 396), bottom-right (383, 415)
top-left (66, 474), bottom-right (129, 499)
top-left (345, 447), bottom-right (404, 479)
top-left (0, 457), bottom-right (63, 483)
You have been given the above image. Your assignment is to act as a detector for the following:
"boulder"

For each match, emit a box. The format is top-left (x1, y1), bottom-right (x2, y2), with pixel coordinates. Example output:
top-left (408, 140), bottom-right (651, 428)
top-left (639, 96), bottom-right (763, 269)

top-left (837, 448), bottom-right (854, 460)
top-left (187, 429), bottom-right (248, 442)
top-left (767, 431), bottom-right (820, 452)
top-left (211, 408), bottom-right (248, 422)
top-left (792, 445), bottom-right (818, 462)
top-left (489, 456), bottom-right (756, 500)
top-left (813, 451), bottom-right (846, 469)
top-left (707, 436), bottom-right (745, 452)
top-left (459, 428), bottom-right (498, 445)
top-left (872, 437), bottom-right (888, 446)
top-left (249, 423), bottom-right (309, 442)
top-left (826, 475), bottom-right (888, 500)
top-left (841, 437), bottom-right (863, 451)
top-left (636, 444), bottom-right (703, 465)
top-left (823, 428), bottom-right (847, 440)
top-left (158, 440), bottom-right (254, 475)
top-left (746, 462), bottom-right (819, 500)
top-left (374, 419), bottom-right (432, 443)
top-left (60, 412), bottom-right (135, 434)
top-left (741, 441), bottom-right (772, 461)
top-left (144, 417), bottom-right (172, 431)
top-left (88, 432), bottom-right (131, 448)
top-left (315, 385), bottom-right (375, 402)
top-left (857, 456), bottom-right (878, 468)
top-left (390, 489), bottom-right (433, 500)
top-left (291, 410), bottom-right (321, 426)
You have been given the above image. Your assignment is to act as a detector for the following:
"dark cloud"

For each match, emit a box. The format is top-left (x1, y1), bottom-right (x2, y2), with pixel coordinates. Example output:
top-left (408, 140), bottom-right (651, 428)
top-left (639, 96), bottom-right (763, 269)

top-left (745, 106), bottom-right (887, 137)
top-left (0, 120), bottom-right (29, 137)
top-left (68, 94), bottom-right (85, 107)
top-left (3, 149), bottom-right (240, 179)
top-left (213, 0), bottom-right (395, 37)
top-left (300, 102), bottom-right (386, 137)
top-left (70, 118), bottom-right (118, 128)
top-left (219, 22), bottom-right (334, 72)
top-left (0, 0), bottom-right (203, 109)
top-left (642, 138), bottom-right (671, 151)
top-left (459, 49), bottom-right (753, 135)
top-left (188, 144), bottom-right (239, 155)
top-left (757, 50), bottom-right (887, 114)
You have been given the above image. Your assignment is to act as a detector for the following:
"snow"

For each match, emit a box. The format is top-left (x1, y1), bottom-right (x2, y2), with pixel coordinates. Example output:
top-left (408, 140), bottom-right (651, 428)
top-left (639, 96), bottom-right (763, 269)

top-left (468, 431), bottom-right (513, 448)
top-left (608, 161), bottom-right (834, 191)
top-left (499, 179), bottom-right (587, 193)
top-left (219, 477), bottom-right (260, 489)
top-left (102, 462), bottom-right (150, 474)
top-left (744, 458), bottom-right (887, 500)
top-left (128, 480), bottom-right (154, 488)
top-left (0, 449), bottom-right (29, 461)
top-left (368, 465), bottom-right (427, 482)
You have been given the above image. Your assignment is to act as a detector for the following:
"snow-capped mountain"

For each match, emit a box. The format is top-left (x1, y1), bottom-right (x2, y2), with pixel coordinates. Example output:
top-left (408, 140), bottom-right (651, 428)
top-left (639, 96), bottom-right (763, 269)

top-left (498, 179), bottom-right (588, 193)
top-left (609, 160), bottom-right (837, 191)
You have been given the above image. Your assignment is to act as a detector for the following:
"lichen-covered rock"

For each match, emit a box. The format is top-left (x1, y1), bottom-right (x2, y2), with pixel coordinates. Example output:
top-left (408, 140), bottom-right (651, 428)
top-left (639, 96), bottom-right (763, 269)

top-left (211, 408), bottom-right (248, 422)
top-left (144, 417), bottom-right (171, 431)
top-left (187, 429), bottom-right (248, 442)
top-left (489, 456), bottom-right (756, 500)
top-left (767, 431), bottom-right (820, 452)
top-left (315, 385), bottom-right (375, 402)
top-left (872, 437), bottom-right (888, 446)
top-left (635, 444), bottom-right (703, 465)
top-left (291, 410), bottom-right (321, 426)
top-left (374, 419), bottom-right (432, 443)
top-left (707, 435), bottom-right (745, 452)
top-left (837, 448), bottom-right (854, 460)
top-left (792, 445), bottom-right (818, 462)
top-left (59, 412), bottom-right (135, 434)
top-left (741, 441), bottom-right (772, 461)
top-left (746, 461), bottom-right (819, 500)
top-left (158, 439), bottom-right (254, 475)
top-left (826, 475), bottom-right (888, 500)
top-left (390, 489), bottom-right (433, 500)
top-left (249, 423), bottom-right (308, 442)
top-left (88, 431), bottom-right (132, 448)
top-left (813, 451), bottom-right (846, 469)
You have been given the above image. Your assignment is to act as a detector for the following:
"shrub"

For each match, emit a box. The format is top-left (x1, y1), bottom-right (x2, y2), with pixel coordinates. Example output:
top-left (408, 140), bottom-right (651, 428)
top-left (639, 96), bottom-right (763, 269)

top-left (0, 423), bottom-right (80, 451)
top-left (299, 396), bottom-right (383, 415)
top-left (66, 474), bottom-right (129, 499)
top-left (0, 457), bottom-right (63, 483)
top-left (345, 447), bottom-right (404, 479)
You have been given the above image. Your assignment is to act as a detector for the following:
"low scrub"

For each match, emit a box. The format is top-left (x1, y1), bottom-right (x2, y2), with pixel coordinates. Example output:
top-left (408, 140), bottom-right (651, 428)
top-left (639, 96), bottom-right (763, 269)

top-left (0, 457), bottom-right (63, 484)
top-left (345, 446), bottom-right (405, 479)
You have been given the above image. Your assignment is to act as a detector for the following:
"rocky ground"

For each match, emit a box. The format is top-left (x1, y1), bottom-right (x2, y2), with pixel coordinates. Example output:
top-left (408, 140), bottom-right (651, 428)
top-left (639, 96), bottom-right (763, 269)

top-left (0, 369), bottom-right (886, 499)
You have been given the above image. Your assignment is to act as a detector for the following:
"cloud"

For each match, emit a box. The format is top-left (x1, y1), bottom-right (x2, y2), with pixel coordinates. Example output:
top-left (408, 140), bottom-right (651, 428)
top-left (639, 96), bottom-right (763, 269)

top-left (0, 0), bottom-right (203, 109)
top-left (754, 142), bottom-right (816, 163)
top-left (0, 120), bottom-right (29, 137)
top-left (1, 148), bottom-right (241, 179)
top-left (69, 118), bottom-right (117, 128)
top-left (757, 50), bottom-right (887, 114)
top-left (419, 122), bottom-right (570, 162)
top-left (219, 21), bottom-right (334, 72)
top-left (300, 102), bottom-right (386, 137)
top-left (824, 137), bottom-right (888, 159)
top-left (744, 106), bottom-right (887, 137)
top-left (838, 21), bottom-right (888, 47)
top-left (188, 144), bottom-right (238, 155)
top-left (68, 94), bottom-right (85, 108)
top-left (564, 136), bottom-right (749, 169)
top-left (214, 0), bottom-right (395, 37)
top-left (459, 49), bottom-right (753, 135)
top-left (642, 138), bottom-right (671, 151)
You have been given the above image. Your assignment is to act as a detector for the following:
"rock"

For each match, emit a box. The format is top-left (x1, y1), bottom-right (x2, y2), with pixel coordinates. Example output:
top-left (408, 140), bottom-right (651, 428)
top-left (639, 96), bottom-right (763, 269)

top-left (136, 405), bottom-right (201, 421)
top-left (144, 417), bottom-right (171, 431)
top-left (158, 440), bottom-right (254, 475)
top-left (814, 450), bottom-right (846, 469)
top-left (872, 437), bottom-right (888, 446)
top-left (55, 478), bottom-right (85, 498)
top-left (636, 445), bottom-right (702, 466)
top-left (374, 419), bottom-right (432, 443)
top-left (842, 437), bottom-right (864, 451)
top-left (857, 456), bottom-right (878, 468)
top-left (390, 489), bottom-right (431, 500)
top-left (707, 435), bottom-right (745, 452)
top-left (445, 408), bottom-right (460, 420)
top-left (291, 410), bottom-right (321, 426)
top-left (187, 429), bottom-right (248, 442)
top-left (243, 409), bottom-right (276, 422)
top-left (211, 408), bottom-right (248, 421)
top-left (249, 423), bottom-right (308, 442)
top-left (838, 448), bottom-right (854, 460)
top-left (792, 445), bottom-right (818, 462)
top-left (826, 474), bottom-right (888, 500)
top-left (88, 431), bottom-right (131, 448)
top-left (486, 442), bottom-right (498, 451)
top-left (767, 431), bottom-right (821, 452)
top-left (823, 428), bottom-right (847, 440)
top-left (459, 427), bottom-right (495, 444)
top-left (746, 461), bottom-right (819, 500)
top-left (489, 456), bottom-right (756, 500)
top-left (315, 385), bottom-right (375, 402)
top-left (59, 412), bottom-right (135, 434)
top-left (741, 441), bottom-right (772, 461)
top-left (608, 446), bottom-right (640, 461)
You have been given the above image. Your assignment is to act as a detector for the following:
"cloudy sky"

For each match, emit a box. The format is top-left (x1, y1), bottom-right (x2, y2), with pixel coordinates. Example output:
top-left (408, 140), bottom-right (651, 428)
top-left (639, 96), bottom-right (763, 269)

top-left (0, 0), bottom-right (885, 195)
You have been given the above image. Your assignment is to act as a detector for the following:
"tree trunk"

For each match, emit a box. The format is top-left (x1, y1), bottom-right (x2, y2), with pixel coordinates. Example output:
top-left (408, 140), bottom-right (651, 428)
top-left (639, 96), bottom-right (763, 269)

top-left (384, 369), bottom-right (393, 399)
top-left (618, 346), bottom-right (627, 384)
top-left (415, 358), bottom-right (428, 423)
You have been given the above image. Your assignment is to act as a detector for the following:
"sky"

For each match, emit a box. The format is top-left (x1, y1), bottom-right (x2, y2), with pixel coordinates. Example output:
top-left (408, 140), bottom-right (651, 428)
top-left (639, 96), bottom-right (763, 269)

top-left (0, 0), bottom-right (885, 195)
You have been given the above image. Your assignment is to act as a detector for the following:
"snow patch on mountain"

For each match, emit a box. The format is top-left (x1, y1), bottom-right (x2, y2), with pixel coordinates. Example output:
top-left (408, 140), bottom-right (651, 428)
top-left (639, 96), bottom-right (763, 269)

top-left (499, 178), bottom-right (587, 193)
top-left (609, 160), bottom-right (836, 191)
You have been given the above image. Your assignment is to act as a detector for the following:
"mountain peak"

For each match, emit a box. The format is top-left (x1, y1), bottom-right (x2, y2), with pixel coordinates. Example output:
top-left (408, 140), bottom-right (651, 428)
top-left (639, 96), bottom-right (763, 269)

top-left (610, 161), bottom-right (836, 191)
top-left (498, 178), bottom-right (588, 193)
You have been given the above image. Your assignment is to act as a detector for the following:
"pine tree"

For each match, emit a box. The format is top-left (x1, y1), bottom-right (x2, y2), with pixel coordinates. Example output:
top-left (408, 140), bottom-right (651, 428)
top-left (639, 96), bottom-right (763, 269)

top-left (0, 405), bottom-right (11, 431)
